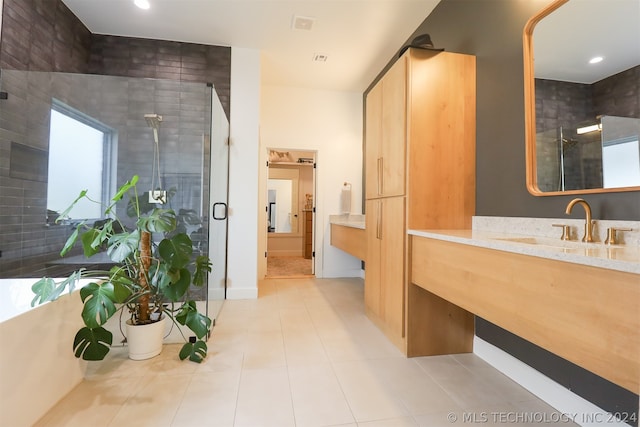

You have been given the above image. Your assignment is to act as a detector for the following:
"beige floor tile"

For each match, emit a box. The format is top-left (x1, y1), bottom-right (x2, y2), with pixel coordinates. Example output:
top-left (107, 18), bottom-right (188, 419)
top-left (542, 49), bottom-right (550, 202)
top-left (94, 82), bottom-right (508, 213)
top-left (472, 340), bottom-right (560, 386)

top-left (107, 374), bottom-right (191, 427)
top-left (416, 354), bottom-right (538, 408)
top-left (288, 363), bottom-right (355, 427)
top-left (34, 278), bottom-right (578, 427)
top-left (242, 331), bottom-right (286, 370)
top-left (198, 331), bottom-right (246, 373)
top-left (279, 306), bottom-right (315, 332)
top-left (233, 367), bottom-right (295, 427)
top-left (331, 360), bottom-right (409, 422)
top-left (358, 417), bottom-right (419, 426)
top-left (282, 329), bottom-right (330, 366)
top-left (34, 376), bottom-right (142, 427)
top-left (170, 371), bottom-right (240, 427)
top-left (368, 357), bottom-right (461, 416)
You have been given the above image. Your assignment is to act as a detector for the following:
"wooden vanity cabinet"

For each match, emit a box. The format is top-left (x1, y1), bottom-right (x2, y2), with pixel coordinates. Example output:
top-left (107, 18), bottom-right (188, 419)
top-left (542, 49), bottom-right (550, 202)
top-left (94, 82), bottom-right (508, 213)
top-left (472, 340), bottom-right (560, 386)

top-left (364, 48), bottom-right (476, 353)
top-left (365, 197), bottom-right (406, 345)
top-left (365, 56), bottom-right (407, 199)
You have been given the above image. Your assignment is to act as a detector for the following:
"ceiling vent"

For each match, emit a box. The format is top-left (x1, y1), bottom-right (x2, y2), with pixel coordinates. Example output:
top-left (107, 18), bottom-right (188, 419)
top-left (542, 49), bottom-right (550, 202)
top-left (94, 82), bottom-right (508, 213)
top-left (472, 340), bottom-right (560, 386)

top-left (313, 53), bottom-right (328, 62)
top-left (292, 15), bottom-right (315, 31)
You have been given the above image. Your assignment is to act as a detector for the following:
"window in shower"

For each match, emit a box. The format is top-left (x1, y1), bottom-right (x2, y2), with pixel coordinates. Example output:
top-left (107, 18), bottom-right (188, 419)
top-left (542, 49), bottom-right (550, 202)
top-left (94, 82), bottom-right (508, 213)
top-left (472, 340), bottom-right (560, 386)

top-left (47, 100), bottom-right (115, 222)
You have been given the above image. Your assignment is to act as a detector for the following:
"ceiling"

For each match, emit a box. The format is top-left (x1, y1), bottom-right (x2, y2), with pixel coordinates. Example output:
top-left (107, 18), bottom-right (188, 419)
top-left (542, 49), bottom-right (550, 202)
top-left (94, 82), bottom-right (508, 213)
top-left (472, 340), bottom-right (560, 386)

top-left (533, 0), bottom-right (640, 84)
top-left (61, 0), bottom-right (442, 92)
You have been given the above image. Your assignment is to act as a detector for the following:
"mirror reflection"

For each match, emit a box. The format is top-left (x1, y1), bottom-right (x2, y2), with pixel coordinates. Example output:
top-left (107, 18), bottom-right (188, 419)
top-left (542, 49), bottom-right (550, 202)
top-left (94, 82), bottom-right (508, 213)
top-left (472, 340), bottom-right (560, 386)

top-left (267, 178), bottom-right (294, 233)
top-left (525, 0), bottom-right (640, 195)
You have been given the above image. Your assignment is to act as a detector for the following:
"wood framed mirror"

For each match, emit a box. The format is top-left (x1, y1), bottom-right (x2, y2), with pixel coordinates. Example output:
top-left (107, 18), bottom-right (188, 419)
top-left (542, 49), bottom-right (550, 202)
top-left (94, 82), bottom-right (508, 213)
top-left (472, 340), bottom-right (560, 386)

top-left (523, 0), bottom-right (640, 196)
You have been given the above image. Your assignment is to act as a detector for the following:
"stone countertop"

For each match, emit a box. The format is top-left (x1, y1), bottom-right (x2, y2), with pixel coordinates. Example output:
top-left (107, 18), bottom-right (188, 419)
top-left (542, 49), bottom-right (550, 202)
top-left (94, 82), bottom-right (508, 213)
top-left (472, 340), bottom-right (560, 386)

top-left (329, 214), bottom-right (365, 230)
top-left (408, 228), bottom-right (639, 275)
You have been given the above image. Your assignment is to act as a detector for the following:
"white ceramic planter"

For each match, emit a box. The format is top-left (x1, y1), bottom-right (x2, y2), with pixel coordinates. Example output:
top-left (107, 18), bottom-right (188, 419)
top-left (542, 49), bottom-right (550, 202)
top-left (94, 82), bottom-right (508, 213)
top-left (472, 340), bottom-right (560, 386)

top-left (125, 316), bottom-right (166, 360)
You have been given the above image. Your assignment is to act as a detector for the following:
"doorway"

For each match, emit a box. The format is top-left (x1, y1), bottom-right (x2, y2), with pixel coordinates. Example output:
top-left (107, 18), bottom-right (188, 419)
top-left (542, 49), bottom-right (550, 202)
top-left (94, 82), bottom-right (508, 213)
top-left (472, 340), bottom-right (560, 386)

top-left (265, 149), bottom-right (316, 278)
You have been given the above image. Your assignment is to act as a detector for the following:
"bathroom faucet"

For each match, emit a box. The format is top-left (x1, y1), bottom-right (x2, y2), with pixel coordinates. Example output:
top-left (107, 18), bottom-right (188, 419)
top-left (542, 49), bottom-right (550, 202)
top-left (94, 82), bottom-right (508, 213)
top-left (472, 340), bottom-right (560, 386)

top-left (565, 198), bottom-right (594, 242)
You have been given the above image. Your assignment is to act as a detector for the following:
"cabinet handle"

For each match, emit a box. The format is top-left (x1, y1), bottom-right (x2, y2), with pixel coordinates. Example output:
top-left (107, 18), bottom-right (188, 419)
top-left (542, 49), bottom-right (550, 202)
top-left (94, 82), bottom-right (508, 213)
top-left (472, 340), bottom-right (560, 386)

top-left (377, 157), bottom-right (383, 196)
top-left (377, 201), bottom-right (383, 240)
top-left (379, 157), bottom-right (384, 195)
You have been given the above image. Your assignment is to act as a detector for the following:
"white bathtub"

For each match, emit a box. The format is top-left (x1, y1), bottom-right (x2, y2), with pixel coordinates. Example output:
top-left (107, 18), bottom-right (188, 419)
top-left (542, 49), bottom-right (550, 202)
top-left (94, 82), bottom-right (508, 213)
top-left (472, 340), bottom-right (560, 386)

top-left (0, 278), bottom-right (88, 427)
top-left (0, 278), bottom-right (214, 426)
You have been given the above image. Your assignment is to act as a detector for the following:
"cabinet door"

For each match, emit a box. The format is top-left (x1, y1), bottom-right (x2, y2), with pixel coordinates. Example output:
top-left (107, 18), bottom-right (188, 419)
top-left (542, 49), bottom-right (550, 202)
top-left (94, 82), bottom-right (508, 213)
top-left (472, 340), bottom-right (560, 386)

top-left (365, 83), bottom-right (383, 199)
top-left (380, 56), bottom-right (407, 197)
top-left (365, 199), bottom-right (382, 316)
top-left (380, 196), bottom-right (406, 338)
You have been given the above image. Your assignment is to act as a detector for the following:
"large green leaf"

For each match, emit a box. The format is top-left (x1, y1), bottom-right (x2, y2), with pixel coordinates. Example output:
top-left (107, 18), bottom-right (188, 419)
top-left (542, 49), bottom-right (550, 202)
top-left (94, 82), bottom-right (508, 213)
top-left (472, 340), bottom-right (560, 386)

top-left (80, 282), bottom-right (117, 328)
top-left (73, 326), bottom-right (113, 361)
top-left (139, 208), bottom-right (176, 233)
top-left (106, 175), bottom-right (139, 215)
top-left (158, 233), bottom-right (192, 269)
top-left (179, 340), bottom-right (207, 363)
top-left (31, 271), bottom-right (83, 306)
top-left (162, 268), bottom-right (191, 301)
top-left (108, 266), bottom-right (135, 303)
top-left (56, 190), bottom-right (88, 222)
top-left (176, 300), bottom-right (212, 339)
top-left (60, 222), bottom-right (84, 257)
top-left (107, 229), bottom-right (140, 263)
top-left (31, 278), bottom-right (57, 306)
top-left (81, 228), bottom-right (102, 258)
top-left (111, 175), bottom-right (138, 203)
top-left (193, 255), bottom-right (212, 287)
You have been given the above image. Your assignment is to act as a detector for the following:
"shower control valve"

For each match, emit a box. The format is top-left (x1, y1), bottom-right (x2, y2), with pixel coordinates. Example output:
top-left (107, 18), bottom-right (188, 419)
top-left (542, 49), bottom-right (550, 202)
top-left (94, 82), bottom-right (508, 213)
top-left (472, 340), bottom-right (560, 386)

top-left (149, 190), bottom-right (167, 204)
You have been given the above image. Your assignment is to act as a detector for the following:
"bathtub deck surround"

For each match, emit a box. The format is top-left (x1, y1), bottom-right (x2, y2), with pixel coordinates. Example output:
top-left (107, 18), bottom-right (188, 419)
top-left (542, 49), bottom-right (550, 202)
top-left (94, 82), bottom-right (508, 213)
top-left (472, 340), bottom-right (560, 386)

top-left (31, 175), bottom-right (212, 364)
top-left (0, 280), bottom-right (87, 427)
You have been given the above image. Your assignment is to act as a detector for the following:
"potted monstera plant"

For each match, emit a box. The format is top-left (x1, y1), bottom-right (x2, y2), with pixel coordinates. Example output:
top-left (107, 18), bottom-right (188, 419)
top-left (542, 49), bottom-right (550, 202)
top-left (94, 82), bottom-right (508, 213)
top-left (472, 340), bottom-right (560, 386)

top-left (31, 175), bottom-right (212, 363)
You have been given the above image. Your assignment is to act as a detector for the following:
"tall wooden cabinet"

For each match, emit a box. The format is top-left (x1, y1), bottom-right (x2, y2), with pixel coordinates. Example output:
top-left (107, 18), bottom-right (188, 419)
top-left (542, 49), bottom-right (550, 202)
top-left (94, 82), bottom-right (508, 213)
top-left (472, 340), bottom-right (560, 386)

top-left (364, 48), bottom-right (476, 352)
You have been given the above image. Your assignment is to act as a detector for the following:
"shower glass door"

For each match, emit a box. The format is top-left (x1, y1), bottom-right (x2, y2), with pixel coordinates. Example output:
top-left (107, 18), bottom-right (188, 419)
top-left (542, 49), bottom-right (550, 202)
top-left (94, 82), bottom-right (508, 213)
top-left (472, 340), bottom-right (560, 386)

top-left (0, 69), bottom-right (226, 333)
top-left (207, 86), bottom-right (229, 321)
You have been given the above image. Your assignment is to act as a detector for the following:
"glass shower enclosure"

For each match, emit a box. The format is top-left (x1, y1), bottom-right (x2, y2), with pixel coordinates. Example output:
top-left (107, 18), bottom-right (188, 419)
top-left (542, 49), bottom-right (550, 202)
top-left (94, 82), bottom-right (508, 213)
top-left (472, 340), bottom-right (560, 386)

top-left (0, 69), bottom-right (228, 328)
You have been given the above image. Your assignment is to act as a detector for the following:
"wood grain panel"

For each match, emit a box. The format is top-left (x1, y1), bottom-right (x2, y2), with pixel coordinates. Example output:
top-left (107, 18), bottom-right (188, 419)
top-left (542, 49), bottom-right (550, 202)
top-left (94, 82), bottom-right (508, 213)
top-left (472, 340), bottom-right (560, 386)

top-left (406, 50), bottom-right (476, 230)
top-left (410, 235), bottom-right (640, 394)
top-left (330, 224), bottom-right (366, 261)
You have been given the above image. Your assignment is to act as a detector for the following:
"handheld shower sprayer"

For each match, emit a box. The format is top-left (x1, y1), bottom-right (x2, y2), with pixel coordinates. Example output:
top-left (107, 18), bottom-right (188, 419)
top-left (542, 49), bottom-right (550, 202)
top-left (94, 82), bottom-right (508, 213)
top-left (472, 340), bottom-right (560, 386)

top-left (144, 114), bottom-right (166, 203)
top-left (144, 114), bottom-right (162, 144)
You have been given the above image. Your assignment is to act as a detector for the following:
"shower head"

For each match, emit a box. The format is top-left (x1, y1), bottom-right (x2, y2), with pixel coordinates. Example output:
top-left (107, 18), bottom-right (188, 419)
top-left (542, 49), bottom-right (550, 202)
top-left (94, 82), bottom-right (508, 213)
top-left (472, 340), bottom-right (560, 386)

top-left (144, 114), bottom-right (163, 130)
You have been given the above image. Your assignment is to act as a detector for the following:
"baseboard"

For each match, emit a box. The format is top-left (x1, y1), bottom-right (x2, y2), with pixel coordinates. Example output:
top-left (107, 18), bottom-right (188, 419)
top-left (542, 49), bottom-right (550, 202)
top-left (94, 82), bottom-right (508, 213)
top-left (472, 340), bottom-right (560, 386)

top-left (473, 337), bottom-right (631, 427)
top-left (226, 287), bottom-right (258, 299)
top-left (322, 268), bottom-right (364, 278)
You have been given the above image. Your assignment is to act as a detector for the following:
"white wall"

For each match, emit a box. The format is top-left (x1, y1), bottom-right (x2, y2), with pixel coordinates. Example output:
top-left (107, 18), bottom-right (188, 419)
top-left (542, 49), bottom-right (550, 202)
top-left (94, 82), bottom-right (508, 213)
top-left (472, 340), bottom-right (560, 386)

top-left (226, 48), bottom-right (260, 299)
top-left (259, 85), bottom-right (364, 278)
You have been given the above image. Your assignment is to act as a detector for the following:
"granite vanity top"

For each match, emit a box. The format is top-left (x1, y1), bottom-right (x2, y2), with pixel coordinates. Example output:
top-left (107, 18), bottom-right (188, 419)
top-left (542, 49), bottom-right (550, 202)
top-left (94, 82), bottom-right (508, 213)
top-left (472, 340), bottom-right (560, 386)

top-left (329, 214), bottom-right (365, 229)
top-left (409, 216), bottom-right (639, 275)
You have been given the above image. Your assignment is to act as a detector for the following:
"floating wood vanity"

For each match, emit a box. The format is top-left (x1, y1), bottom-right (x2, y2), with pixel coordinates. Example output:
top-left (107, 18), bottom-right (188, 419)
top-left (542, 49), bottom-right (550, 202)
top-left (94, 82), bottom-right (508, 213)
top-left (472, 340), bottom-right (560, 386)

top-left (408, 223), bottom-right (639, 395)
top-left (329, 215), bottom-right (366, 260)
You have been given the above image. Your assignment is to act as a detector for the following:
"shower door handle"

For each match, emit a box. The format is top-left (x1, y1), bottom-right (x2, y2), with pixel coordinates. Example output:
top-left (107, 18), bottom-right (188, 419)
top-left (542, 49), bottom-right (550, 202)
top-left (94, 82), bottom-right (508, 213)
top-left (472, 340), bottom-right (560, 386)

top-left (212, 202), bottom-right (228, 220)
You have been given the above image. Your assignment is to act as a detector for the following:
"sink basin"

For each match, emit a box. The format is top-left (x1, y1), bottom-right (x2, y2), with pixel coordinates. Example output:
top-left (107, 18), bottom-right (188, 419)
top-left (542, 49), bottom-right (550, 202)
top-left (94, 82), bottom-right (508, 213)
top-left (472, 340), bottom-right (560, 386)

top-left (494, 237), bottom-right (540, 244)
top-left (490, 236), bottom-right (578, 250)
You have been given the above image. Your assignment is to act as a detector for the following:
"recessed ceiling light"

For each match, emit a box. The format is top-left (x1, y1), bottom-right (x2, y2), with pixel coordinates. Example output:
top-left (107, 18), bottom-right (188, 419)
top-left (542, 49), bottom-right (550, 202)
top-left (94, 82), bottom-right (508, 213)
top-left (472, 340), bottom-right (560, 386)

top-left (134, 0), bottom-right (150, 10)
top-left (589, 56), bottom-right (604, 64)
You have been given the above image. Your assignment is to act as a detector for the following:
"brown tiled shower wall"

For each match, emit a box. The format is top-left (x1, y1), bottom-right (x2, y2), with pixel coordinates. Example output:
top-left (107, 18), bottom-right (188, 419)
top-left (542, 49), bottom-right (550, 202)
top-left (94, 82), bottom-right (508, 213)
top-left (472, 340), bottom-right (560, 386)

top-left (0, 0), bottom-right (231, 277)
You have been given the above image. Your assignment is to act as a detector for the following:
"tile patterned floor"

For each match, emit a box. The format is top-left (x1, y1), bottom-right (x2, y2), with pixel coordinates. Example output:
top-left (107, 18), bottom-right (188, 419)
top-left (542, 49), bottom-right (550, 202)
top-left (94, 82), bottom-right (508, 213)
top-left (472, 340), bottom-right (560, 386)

top-left (34, 277), bottom-right (576, 427)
